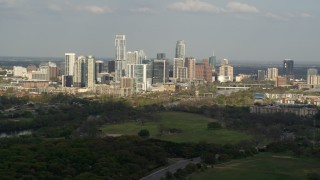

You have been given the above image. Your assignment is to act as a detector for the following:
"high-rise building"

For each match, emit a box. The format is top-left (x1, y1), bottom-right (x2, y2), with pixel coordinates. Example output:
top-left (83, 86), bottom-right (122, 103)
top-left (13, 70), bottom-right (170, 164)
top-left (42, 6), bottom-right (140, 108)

top-left (95, 61), bottom-right (104, 74)
top-left (173, 58), bottom-right (185, 79)
top-left (257, 70), bottom-right (266, 81)
top-left (267, 67), bottom-right (278, 81)
top-left (157, 53), bottom-right (166, 60)
top-left (62, 75), bottom-right (73, 87)
top-left (307, 68), bottom-right (318, 85)
top-left (73, 56), bottom-right (86, 87)
top-left (13, 66), bottom-right (27, 77)
top-left (177, 67), bottom-right (188, 81)
top-left (138, 50), bottom-right (147, 64)
top-left (275, 76), bottom-right (287, 87)
top-left (152, 59), bottom-right (168, 84)
top-left (108, 60), bottom-right (115, 73)
top-left (65, 53), bottom-right (76, 76)
top-left (127, 64), bottom-right (151, 92)
top-left (283, 59), bottom-right (294, 80)
top-left (115, 35), bottom-right (126, 81)
top-left (218, 59), bottom-right (233, 82)
top-left (127, 51), bottom-right (139, 65)
top-left (202, 59), bottom-right (212, 82)
top-left (87, 55), bottom-right (96, 89)
top-left (38, 61), bottom-right (58, 80)
top-left (195, 60), bottom-right (212, 82)
top-left (185, 57), bottom-right (196, 80)
top-left (175, 40), bottom-right (185, 59)
top-left (208, 51), bottom-right (217, 69)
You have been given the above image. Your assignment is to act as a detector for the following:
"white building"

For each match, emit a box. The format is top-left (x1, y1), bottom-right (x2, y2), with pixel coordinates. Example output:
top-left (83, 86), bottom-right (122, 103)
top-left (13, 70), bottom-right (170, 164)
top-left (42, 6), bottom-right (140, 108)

top-left (175, 40), bottom-right (186, 59)
top-left (127, 64), bottom-right (151, 92)
top-left (13, 66), bottom-right (27, 77)
top-left (218, 58), bottom-right (233, 82)
top-left (65, 53), bottom-right (76, 76)
top-left (115, 35), bottom-right (126, 82)
top-left (307, 68), bottom-right (319, 85)
top-left (126, 51), bottom-right (139, 65)
top-left (87, 55), bottom-right (96, 90)
top-left (267, 67), bottom-right (278, 81)
top-left (73, 56), bottom-right (86, 87)
top-left (173, 58), bottom-right (184, 79)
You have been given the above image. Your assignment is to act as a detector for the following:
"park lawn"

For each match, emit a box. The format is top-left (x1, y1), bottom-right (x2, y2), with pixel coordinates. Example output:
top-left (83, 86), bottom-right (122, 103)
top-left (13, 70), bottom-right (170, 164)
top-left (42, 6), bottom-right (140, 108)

top-left (101, 111), bottom-right (251, 144)
top-left (189, 152), bottom-right (320, 180)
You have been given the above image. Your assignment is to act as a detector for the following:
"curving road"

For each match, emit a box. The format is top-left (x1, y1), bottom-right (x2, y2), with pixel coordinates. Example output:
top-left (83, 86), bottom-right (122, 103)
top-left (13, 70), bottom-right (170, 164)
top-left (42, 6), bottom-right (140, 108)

top-left (140, 157), bottom-right (201, 180)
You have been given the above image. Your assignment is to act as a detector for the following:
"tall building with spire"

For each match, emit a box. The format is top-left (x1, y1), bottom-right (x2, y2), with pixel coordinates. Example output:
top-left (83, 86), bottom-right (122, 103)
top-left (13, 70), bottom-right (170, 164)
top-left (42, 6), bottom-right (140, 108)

top-left (115, 35), bottom-right (126, 82)
top-left (175, 40), bottom-right (185, 59)
top-left (209, 51), bottom-right (217, 69)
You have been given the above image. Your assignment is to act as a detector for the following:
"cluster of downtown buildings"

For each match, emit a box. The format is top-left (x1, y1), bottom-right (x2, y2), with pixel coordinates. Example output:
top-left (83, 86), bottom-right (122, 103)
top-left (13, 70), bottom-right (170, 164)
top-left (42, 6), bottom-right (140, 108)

top-left (61, 35), bottom-right (234, 95)
top-left (1, 35), bottom-right (320, 97)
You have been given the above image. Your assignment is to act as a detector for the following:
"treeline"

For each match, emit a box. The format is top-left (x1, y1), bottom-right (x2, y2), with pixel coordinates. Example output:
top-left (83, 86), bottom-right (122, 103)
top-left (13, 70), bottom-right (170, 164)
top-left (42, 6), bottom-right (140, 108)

top-left (171, 104), bottom-right (317, 141)
top-left (0, 136), bottom-right (167, 179)
top-left (0, 94), bottom-right (162, 138)
top-left (0, 136), bottom-right (258, 179)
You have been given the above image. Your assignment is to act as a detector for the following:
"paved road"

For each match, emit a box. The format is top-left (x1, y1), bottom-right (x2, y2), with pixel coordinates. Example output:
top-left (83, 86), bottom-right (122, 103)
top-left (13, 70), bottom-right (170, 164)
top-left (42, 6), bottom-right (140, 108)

top-left (140, 157), bottom-right (201, 180)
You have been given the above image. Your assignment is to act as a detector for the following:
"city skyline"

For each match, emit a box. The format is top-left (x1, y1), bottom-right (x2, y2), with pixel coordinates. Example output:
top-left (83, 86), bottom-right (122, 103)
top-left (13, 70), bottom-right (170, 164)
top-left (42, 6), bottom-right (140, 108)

top-left (0, 0), bottom-right (319, 63)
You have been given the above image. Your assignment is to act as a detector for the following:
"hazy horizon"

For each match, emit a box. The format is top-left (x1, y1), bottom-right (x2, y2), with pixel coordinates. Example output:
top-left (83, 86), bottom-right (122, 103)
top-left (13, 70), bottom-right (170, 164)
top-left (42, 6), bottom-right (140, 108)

top-left (1, 0), bottom-right (319, 63)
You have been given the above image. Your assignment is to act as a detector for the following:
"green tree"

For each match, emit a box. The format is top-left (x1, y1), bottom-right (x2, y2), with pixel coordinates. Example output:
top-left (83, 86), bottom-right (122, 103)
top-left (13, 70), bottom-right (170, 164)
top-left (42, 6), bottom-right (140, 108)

top-left (138, 129), bottom-right (150, 138)
top-left (207, 122), bottom-right (222, 130)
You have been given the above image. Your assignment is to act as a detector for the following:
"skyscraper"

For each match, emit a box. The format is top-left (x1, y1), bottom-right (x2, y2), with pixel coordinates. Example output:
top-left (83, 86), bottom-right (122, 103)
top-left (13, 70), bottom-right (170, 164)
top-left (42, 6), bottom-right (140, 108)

top-left (73, 56), bottom-right (85, 87)
top-left (87, 55), bottom-right (96, 89)
top-left (175, 40), bottom-right (185, 59)
top-left (208, 51), bottom-right (217, 69)
top-left (185, 57), bottom-right (196, 80)
top-left (307, 68), bottom-right (318, 85)
top-left (283, 59), bottom-right (294, 80)
top-left (138, 50), bottom-right (147, 64)
top-left (127, 64), bottom-right (151, 92)
top-left (95, 60), bottom-right (104, 82)
top-left (257, 70), bottom-right (266, 81)
top-left (115, 35), bottom-right (126, 81)
top-left (157, 53), bottom-right (166, 60)
top-left (152, 59), bottom-right (168, 84)
top-left (267, 67), bottom-right (278, 81)
top-left (65, 53), bottom-right (76, 76)
top-left (127, 51), bottom-right (139, 65)
top-left (173, 58), bottom-right (184, 79)
top-left (218, 59), bottom-right (233, 82)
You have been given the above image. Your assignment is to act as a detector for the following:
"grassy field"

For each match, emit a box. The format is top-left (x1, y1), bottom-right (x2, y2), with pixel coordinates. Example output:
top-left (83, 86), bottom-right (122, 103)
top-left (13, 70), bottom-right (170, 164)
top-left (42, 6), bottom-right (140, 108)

top-left (189, 152), bottom-right (320, 180)
top-left (101, 111), bottom-right (250, 144)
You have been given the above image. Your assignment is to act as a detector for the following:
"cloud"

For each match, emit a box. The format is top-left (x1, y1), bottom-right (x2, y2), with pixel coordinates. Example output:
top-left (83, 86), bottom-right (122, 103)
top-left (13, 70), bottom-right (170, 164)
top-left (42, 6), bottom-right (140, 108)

top-left (265, 12), bottom-right (288, 21)
top-left (167, 0), bottom-right (222, 13)
top-left (286, 12), bottom-right (313, 18)
top-left (78, 5), bottom-right (112, 14)
top-left (300, 13), bottom-right (313, 18)
top-left (130, 7), bottom-right (156, 14)
top-left (265, 12), bottom-right (314, 21)
top-left (226, 2), bottom-right (259, 13)
top-left (46, 4), bottom-right (112, 14)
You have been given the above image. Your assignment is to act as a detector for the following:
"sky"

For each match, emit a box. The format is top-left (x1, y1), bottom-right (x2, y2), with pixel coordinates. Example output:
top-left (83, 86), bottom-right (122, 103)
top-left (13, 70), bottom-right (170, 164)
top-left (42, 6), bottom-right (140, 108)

top-left (0, 0), bottom-right (319, 64)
